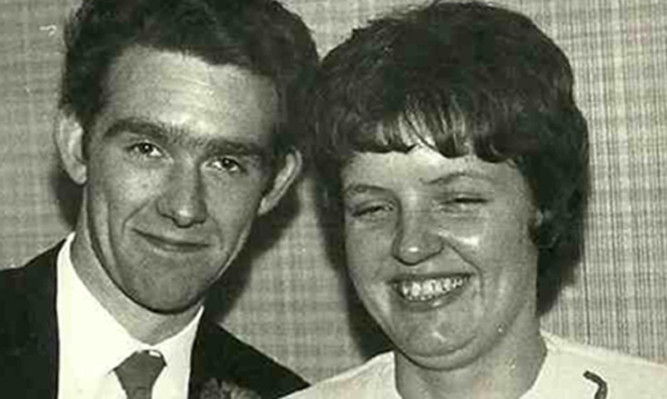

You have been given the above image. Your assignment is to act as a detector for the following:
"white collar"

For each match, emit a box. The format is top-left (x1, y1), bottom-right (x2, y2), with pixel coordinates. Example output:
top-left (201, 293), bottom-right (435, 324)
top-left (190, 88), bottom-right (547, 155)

top-left (56, 233), bottom-right (204, 399)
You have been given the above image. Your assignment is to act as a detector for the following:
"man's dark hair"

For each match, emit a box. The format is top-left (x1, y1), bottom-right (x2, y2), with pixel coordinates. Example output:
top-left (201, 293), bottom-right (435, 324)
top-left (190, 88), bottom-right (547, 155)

top-left (59, 0), bottom-right (318, 155)
top-left (307, 1), bottom-right (589, 313)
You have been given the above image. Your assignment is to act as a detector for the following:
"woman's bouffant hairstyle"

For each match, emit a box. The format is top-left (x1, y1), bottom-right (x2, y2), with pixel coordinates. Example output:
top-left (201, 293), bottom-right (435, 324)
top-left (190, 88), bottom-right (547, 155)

top-left (306, 1), bottom-right (589, 313)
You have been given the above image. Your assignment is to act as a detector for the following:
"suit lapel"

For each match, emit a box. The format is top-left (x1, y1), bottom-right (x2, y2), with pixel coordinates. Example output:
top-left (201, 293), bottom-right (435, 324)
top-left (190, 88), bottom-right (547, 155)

top-left (188, 318), bottom-right (226, 399)
top-left (187, 316), bottom-right (309, 399)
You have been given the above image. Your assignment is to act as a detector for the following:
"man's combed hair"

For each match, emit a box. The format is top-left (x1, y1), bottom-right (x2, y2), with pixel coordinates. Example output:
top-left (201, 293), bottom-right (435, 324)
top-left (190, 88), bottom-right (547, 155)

top-left (60, 0), bottom-right (318, 154)
top-left (308, 1), bottom-right (589, 312)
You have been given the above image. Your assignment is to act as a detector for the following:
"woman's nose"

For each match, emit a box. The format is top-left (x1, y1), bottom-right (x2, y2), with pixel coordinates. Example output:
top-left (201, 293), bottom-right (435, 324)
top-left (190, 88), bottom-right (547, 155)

top-left (391, 210), bottom-right (444, 266)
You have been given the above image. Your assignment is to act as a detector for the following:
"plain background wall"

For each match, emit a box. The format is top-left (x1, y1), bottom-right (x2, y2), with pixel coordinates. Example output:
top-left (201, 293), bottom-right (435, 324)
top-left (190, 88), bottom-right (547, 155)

top-left (1, 0), bottom-right (666, 383)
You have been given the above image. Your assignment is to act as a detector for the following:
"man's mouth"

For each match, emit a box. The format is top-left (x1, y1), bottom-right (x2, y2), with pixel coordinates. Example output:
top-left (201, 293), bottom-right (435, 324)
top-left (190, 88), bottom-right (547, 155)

top-left (393, 274), bottom-right (470, 302)
top-left (135, 230), bottom-right (209, 253)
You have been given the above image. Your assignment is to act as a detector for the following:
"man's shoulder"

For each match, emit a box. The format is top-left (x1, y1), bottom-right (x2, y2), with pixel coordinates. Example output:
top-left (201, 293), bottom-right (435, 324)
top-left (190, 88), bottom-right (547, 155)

top-left (533, 331), bottom-right (667, 398)
top-left (191, 321), bottom-right (309, 399)
top-left (283, 351), bottom-right (398, 399)
top-left (0, 242), bottom-right (61, 291)
top-left (0, 243), bottom-right (61, 397)
top-left (0, 243), bottom-right (61, 315)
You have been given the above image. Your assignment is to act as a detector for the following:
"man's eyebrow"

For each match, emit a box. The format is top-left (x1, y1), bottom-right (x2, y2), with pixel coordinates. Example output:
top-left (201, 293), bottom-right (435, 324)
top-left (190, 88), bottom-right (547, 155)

top-left (103, 117), bottom-right (272, 159)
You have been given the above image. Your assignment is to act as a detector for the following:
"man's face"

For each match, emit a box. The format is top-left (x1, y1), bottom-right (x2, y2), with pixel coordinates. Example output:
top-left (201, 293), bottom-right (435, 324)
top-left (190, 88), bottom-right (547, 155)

top-left (341, 143), bottom-right (539, 370)
top-left (64, 46), bottom-right (297, 312)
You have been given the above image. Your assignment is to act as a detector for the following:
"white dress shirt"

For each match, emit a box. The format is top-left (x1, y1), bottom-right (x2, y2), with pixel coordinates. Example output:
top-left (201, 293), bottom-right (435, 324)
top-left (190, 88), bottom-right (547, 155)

top-left (56, 233), bottom-right (204, 399)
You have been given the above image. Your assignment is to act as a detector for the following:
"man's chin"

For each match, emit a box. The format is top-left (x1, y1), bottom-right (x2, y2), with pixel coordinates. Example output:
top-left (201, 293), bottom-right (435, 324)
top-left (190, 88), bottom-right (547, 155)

top-left (127, 289), bottom-right (206, 315)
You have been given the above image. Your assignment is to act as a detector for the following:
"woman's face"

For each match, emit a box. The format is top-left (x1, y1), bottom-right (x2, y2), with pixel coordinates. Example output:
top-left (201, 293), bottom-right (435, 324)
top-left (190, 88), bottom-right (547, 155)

top-left (341, 144), bottom-right (540, 370)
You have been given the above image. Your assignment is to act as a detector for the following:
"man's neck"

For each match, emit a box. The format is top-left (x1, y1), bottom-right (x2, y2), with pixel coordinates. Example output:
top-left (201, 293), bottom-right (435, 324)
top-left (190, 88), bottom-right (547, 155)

top-left (69, 230), bottom-right (203, 345)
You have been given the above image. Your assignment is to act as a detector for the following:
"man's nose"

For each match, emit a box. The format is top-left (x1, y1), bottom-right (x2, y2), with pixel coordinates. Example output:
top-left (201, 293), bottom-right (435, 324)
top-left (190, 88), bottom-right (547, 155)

top-left (391, 209), bottom-right (444, 266)
top-left (156, 163), bottom-right (208, 227)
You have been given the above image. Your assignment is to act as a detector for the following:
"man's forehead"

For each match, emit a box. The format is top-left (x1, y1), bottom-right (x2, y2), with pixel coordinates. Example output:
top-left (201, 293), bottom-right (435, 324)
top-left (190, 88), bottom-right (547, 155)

top-left (105, 46), bottom-right (278, 106)
top-left (107, 45), bottom-right (273, 87)
top-left (93, 46), bottom-right (280, 149)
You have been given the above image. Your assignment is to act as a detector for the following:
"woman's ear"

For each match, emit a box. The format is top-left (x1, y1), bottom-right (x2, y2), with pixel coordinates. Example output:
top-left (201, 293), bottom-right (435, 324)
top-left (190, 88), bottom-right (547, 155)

top-left (532, 209), bottom-right (557, 249)
top-left (534, 209), bottom-right (546, 228)
top-left (257, 149), bottom-right (303, 216)
top-left (55, 111), bottom-right (88, 185)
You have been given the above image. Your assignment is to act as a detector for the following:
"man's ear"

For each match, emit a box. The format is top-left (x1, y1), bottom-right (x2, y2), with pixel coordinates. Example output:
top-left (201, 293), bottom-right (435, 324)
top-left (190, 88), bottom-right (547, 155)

top-left (257, 149), bottom-right (303, 216)
top-left (55, 110), bottom-right (88, 185)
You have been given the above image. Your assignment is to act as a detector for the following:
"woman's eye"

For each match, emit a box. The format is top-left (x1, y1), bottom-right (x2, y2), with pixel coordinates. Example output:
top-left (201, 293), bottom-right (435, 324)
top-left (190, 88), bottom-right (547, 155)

top-left (453, 196), bottom-right (486, 205)
top-left (437, 195), bottom-right (487, 212)
top-left (127, 142), bottom-right (163, 158)
top-left (348, 203), bottom-right (395, 220)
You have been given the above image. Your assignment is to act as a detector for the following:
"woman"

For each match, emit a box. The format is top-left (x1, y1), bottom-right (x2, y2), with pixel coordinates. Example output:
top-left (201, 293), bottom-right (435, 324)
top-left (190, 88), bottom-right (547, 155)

top-left (286, 2), bottom-right (667, 398)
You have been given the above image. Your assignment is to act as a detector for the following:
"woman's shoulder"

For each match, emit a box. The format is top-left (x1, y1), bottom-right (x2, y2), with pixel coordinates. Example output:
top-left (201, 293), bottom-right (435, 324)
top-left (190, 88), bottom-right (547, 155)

top-left (526, 331), bottom-right (667, 398)
top-left (542, 331), bottom-right (667, 374)
top-left (280, 351), bottom-right (399, 399)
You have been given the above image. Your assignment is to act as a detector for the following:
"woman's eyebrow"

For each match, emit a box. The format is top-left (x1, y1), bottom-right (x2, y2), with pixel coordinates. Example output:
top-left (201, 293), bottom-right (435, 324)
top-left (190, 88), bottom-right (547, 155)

top-left (342, 183), bottom-right (390, 199)
top-left (421, 170), bottom-right (494, 186)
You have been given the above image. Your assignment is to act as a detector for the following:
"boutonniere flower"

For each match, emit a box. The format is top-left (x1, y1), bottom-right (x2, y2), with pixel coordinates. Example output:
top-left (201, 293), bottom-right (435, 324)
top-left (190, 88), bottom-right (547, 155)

top-left (200, 379), bottom-right (262, 399)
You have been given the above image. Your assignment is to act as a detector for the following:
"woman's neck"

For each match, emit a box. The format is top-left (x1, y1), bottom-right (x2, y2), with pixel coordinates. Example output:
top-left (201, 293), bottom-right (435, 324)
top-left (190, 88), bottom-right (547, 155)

top-left (395, 307), bottom-right (546, 399)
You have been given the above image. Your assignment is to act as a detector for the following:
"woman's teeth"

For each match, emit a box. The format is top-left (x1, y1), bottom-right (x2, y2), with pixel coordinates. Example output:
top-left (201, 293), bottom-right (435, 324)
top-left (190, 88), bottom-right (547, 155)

top-left (394, 275), bottom-right (468, 302)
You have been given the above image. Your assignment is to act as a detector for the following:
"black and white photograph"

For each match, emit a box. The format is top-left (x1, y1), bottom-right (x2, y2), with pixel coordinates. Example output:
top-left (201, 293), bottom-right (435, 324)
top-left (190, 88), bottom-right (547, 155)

top-left (1, 0), bottom-right (666, 398)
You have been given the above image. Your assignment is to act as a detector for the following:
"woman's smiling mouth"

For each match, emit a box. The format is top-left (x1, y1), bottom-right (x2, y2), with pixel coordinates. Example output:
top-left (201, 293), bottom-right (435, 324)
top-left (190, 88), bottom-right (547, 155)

top-left (392, 274), bottom-right (470, 303)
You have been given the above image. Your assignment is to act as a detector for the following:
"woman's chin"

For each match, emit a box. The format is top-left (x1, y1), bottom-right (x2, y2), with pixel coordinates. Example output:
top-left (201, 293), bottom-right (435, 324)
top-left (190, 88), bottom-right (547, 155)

top-left (393, 331), bottom-right (484, 371)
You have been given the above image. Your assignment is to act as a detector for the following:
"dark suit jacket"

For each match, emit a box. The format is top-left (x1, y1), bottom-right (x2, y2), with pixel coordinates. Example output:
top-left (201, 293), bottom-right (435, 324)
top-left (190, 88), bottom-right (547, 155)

top-left (0, 243), bottom-right (308, 399)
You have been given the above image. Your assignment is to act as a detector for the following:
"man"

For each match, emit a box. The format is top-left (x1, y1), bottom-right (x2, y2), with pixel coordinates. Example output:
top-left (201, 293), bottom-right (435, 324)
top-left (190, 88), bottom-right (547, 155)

top-left (286, 1), bottom-right (667, 398)
top-left (0, 0), bottom-right (317, 398)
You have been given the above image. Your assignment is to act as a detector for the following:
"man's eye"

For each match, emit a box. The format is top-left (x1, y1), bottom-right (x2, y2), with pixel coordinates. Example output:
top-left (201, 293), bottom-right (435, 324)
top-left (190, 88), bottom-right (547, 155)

top-left (210, 157), bottom-right (244, 174)
top-left (127, 142), bottom-right (163, 158)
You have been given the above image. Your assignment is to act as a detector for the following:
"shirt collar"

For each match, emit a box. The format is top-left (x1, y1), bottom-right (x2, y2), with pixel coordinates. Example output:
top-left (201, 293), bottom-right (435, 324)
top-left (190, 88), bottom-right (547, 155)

top-left (57, 232), bottom-right (204, 398)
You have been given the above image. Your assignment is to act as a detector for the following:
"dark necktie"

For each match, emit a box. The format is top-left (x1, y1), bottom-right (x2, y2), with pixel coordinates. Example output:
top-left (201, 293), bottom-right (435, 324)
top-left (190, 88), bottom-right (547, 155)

top-left (114, 350), bottom-right (166, 399)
